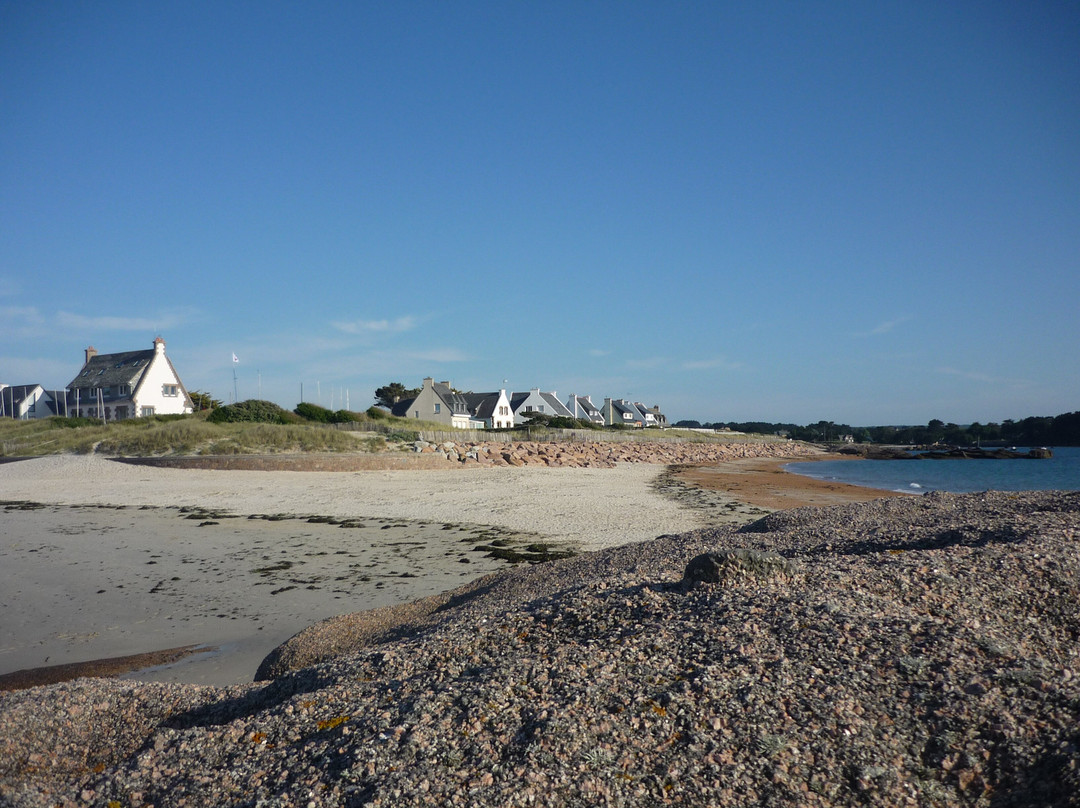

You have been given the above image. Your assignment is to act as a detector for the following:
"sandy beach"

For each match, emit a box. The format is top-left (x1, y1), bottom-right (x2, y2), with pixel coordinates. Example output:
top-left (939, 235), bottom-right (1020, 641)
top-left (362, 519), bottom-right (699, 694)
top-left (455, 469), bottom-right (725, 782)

top-left (0, 451), bottom-right (894, 688)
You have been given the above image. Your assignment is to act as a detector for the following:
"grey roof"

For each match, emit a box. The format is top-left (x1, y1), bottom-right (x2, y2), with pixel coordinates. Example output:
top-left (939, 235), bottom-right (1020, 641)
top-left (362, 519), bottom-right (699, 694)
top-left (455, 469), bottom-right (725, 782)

top-left (3, 384), bottom-right (44, 407)
top-left (466, 393), bottom-right (501, 420)
top-left (611, 399), bottom-right (642, 419)
top-left (432, 382), bottom-right (473, 415)
top-left (68, 349), bottom-right (155, 390)
top-left (571, 395), bottom-right (601, 415)
top-left (390, 397), bottom-right (416, 417)
top-left (539, 392), bottom-right (574, 418)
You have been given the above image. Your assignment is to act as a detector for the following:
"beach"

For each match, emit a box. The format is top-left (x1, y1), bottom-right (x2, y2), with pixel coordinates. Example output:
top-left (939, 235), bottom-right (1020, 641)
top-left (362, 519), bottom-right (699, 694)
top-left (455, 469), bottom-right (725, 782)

top-left (0, 448), bottom-right (899, 688)
top-left (2, 480), bottom-right (1076, 807)
top-left (0, 449), bottom-right (850, 686)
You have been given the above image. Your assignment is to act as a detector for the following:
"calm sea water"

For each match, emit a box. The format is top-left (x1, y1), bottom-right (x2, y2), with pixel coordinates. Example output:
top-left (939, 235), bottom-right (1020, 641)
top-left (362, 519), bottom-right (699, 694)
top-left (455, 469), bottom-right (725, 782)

top-left (785, 446), bottom-right (1080, 494)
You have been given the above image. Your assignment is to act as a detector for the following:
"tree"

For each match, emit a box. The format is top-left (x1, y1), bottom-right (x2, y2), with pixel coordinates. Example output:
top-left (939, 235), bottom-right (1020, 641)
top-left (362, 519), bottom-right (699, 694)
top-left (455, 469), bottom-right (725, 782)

top-left (374, 383), bottom-right (420, 409)
top-left (188, 390), bottom-right (222, 411)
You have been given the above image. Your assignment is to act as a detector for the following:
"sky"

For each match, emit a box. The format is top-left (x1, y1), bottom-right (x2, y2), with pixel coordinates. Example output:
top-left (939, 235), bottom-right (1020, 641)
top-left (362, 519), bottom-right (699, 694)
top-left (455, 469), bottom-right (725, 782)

top-left (2, 1), bottom-right (1078, 426)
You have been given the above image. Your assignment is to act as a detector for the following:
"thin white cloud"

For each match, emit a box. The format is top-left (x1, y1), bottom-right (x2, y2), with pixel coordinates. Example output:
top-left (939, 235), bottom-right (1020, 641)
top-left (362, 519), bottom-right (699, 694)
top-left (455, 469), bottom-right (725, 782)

top-left (1, 305), bottom-right (44, 324)
top-left (332, 316), bottom-right (417, 335)
top-left (681, 356), bottom-right (742, 371)
top-left (588, 348), bottom-right (611, 357)
top-left (854, 316), bottom-right (912, 337)
top-left (57, 311), bottom-right (184, 332)
top-left (0, 278), bottom-right (21, 297)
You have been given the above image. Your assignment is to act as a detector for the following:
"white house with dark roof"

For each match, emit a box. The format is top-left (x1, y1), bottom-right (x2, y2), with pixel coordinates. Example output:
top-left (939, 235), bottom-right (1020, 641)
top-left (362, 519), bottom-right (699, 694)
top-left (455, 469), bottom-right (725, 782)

top-left (509, 389), bottom-right (575, 425)
top-left (0, 384), bottom-right (59, 419)
top-left (66, 338), bottom-right (193, 420)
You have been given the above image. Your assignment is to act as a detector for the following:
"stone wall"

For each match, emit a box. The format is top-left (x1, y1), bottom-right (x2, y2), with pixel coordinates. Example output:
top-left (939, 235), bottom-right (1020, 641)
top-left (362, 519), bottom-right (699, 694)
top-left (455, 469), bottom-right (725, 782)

top-left (411, 439), bottom-right (819, 468)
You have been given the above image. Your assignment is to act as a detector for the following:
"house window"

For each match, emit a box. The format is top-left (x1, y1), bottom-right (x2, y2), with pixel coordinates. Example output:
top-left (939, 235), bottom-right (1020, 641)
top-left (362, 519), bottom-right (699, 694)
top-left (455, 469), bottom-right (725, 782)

top-left (119, 385), bottom-right (130, 396)
top-left (434, 403), bottom-right (441, 413)
top-left (141, 406), bottom-right (155, 417)
top-left (163, 384), bottom-right (178, 397)
top-left (538, 405), bottom-right (545, 413)
top-left (115, 406), bottom-right (129, 420)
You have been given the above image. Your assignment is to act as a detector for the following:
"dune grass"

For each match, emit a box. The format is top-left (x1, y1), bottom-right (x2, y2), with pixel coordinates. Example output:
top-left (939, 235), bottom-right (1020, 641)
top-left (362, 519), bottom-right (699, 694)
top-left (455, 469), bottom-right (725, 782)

top-left (0, 414), bottom-right (387, 457)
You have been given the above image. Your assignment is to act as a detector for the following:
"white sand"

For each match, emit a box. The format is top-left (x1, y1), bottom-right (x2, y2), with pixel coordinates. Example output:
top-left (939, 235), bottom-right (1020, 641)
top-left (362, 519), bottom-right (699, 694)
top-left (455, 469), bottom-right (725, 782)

top-left (0, 456), bottom-right (733, 686)
top-left (0, 455), bottom-right (706, 551)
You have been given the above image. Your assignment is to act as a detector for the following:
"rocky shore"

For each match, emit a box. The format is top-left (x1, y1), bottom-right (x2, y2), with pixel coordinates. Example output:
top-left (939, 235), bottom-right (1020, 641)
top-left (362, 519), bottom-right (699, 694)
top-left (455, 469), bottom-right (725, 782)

top-left (2, 490), bottom-right (1078, 807)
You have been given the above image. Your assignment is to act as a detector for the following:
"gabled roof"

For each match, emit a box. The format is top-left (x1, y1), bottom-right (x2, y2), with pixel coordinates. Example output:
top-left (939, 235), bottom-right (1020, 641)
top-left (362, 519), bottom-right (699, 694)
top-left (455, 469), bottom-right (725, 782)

top-left (390, 397), bottom-right (416, 418)
top-left (68, 349), bottom-right (154, 390)
top-left (466, 393), bottom-right (502, 420)
top-left (539, 392), bottom-right (574, 418)
top-left (611, 399), bottom-right (642, 419)
top-left (569, 395), bottom-right (601, 415)
top-left (431, 382), bottom-right (473, 415)
top-left (2, 384), bottom-right (45, 407)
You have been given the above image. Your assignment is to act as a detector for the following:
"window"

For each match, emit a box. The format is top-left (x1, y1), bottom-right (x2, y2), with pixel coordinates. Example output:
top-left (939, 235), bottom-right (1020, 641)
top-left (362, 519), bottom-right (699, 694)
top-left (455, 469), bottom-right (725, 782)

top-left (538, 405), bottom-right (545, 413)
top-left (163, 384), bottom-right (178, 397)
top-left (141, 406), bottom-right (155, 417)
top-left (434, 403), bottom-right (441, 413)
top-left (119, 385), bottom-right (130, 396)
top-left (115, 406), bottom-right (129, 420)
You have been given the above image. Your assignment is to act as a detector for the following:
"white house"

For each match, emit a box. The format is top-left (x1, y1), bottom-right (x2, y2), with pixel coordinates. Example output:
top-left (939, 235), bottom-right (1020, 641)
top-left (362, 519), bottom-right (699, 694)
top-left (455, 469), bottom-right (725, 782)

top-left (66, 338), bottom-right (193, 420)
top-left (0, 384), bottom-right (58, 419)
top-left (509, 389), bottom-right (575, 425)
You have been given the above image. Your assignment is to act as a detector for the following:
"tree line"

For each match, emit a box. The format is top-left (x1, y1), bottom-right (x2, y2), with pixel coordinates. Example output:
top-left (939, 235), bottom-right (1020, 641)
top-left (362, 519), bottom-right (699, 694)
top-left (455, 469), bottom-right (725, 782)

top-left (674, 411), bottom-right (1080, 447)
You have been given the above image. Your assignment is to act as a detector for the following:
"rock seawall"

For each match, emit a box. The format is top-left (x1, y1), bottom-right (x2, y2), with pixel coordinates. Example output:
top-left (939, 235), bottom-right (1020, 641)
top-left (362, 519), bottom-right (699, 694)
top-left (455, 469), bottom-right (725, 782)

top-left (410, 439), bottom-right (818, 468)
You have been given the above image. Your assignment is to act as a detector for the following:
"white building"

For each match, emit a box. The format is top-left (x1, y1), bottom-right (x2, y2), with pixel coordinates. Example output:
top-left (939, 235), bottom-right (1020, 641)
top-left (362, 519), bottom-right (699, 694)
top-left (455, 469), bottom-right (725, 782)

top-left (66, 338), bottom-right (193, 420)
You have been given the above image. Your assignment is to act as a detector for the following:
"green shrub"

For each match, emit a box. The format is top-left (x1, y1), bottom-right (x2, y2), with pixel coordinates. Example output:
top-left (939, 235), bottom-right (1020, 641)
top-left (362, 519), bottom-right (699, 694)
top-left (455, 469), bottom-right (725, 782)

top-left (366, 406), bottom-right (389, 420)
top-left (207, 399), bottom-right (294, 424)
top-left (295, 402), bottom-right (333, 423)
top-left (332, 409), bottom-right (360, 423)
top-left (50, 416), bottom-right (97, 429)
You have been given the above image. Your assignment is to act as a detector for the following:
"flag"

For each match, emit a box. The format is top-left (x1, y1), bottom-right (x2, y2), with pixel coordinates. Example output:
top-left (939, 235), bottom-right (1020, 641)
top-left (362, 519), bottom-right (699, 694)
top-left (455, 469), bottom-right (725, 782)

top-left (232, 352), bottom-right (239, 364)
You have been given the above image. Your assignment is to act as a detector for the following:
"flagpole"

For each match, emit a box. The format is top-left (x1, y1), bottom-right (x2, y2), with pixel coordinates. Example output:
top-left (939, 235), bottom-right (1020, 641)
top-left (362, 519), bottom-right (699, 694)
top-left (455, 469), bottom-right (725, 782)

top-left (232, 352), bottom-right (239, 403)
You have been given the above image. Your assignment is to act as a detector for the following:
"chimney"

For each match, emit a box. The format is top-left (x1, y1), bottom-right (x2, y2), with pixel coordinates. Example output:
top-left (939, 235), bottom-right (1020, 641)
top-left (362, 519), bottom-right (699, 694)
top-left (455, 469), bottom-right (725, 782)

top-left (85, 346), bottom-right (98, 364)
top-left (153, 337), bottom-right (166, 354)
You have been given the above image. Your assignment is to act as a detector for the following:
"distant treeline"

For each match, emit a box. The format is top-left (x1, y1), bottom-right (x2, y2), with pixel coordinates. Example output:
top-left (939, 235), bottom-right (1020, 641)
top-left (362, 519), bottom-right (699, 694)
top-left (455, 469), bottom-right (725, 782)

top-left (674, 411), bottom-right (1080, 447)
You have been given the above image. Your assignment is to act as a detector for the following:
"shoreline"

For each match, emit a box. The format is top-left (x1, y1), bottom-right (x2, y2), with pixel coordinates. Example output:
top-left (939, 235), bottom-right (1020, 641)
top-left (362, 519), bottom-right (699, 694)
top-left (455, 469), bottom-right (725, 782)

top-left (674, 453), bottom-right (907, 510)
top-left (0, 449), bottom-right (894, 690)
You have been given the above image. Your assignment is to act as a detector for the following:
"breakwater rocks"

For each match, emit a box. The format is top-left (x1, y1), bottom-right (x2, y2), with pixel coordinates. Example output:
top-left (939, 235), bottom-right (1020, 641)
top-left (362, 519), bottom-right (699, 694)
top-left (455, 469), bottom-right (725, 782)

top-left (412, 439), bottom-right (818, 467)
top-left (3, 490), bottom-right (1078, 807)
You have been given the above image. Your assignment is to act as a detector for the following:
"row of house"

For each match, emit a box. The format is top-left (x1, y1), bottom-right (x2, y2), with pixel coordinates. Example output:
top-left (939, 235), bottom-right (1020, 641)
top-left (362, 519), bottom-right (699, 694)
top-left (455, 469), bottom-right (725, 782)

top-left (2, 338), bottom-right (194, 421)
top-left (389, 377), bottom-right (666, 430)
top-left (5, 344), bottom-right (664, 432)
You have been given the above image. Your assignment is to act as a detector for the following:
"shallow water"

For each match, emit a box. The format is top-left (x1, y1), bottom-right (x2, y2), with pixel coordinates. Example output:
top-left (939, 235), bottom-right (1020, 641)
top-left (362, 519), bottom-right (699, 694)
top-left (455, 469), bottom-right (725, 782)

top-left (786, 446), bottom-right (1080, 494)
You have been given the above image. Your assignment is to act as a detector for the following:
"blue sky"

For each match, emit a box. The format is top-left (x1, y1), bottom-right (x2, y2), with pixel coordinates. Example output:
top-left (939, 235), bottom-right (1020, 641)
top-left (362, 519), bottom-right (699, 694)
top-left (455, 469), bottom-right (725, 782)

top-left (3, 1), bottom-right (1078, 425)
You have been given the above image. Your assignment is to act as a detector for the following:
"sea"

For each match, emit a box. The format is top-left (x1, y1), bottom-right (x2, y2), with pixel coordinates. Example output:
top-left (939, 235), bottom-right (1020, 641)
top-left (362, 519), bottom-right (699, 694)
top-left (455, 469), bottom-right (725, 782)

top-left (785, 446), bottom-right (1080, 495)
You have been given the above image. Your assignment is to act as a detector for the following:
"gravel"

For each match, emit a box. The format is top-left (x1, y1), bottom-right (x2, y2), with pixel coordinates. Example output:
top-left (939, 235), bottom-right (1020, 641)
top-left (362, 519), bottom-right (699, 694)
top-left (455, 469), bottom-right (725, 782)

top-left (2, 489), bottom-right (1078, 807)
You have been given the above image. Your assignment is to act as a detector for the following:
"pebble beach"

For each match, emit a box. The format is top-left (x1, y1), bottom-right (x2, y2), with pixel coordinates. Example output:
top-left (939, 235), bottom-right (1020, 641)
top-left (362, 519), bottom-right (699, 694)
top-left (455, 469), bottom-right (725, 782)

top-left (1, 449), bottom-right (1077, 806)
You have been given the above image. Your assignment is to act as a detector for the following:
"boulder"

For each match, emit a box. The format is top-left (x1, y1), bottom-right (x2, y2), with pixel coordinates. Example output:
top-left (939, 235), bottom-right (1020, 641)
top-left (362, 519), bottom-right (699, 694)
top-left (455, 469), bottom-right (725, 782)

top-left (683, 549), bottom-right (794, 585)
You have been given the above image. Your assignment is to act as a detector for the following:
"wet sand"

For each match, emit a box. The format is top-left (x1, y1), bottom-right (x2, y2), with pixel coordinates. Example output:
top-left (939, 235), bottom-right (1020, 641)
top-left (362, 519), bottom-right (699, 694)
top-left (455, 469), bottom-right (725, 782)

top-left (674, 455), bottom-right (908, 510)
